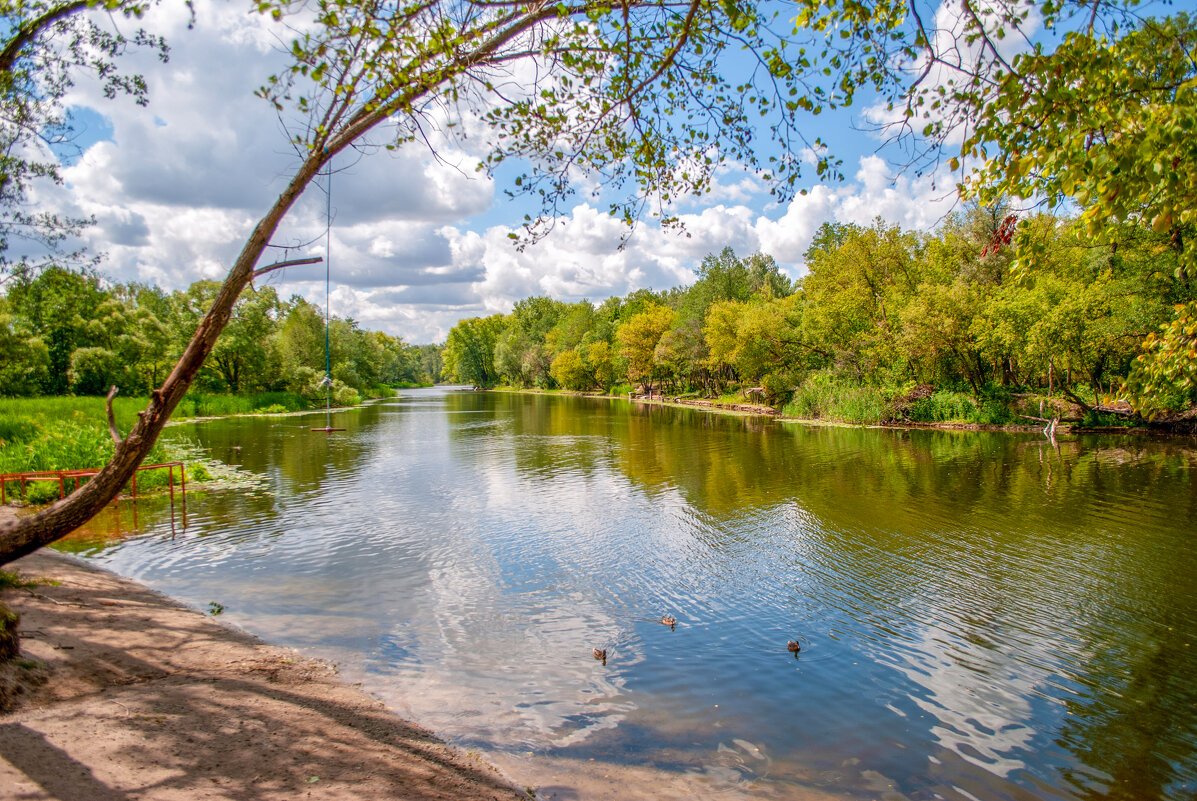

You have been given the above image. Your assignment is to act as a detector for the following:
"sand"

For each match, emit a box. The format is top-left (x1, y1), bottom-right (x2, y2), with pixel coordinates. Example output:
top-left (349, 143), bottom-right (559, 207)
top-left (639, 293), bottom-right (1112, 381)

top-left (0, 541), bottom-right (527, 801)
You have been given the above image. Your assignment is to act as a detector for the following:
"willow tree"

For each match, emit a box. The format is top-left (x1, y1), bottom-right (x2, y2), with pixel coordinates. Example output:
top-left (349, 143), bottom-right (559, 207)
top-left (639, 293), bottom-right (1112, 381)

top-left (0, 0), bottom-right (832, 561)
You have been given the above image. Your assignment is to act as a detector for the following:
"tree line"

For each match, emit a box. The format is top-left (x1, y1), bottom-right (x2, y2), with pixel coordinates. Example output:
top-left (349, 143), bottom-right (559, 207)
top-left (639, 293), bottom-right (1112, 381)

top-left (3, 0), bottom-right (1194, 558)
top-left (443, 207), bottom-right (1196, 422)
top-left (0, 267), bottom-right (443, 403)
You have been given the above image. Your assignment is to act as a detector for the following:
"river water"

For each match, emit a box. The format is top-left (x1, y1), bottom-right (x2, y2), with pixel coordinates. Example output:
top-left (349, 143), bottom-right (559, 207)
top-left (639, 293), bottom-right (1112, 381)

top-left (60, 388), bottom-right (1197, 800)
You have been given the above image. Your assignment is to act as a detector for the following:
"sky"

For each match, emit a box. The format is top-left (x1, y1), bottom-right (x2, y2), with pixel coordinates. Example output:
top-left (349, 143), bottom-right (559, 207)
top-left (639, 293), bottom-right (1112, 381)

top-left (32, 0), bottom-right (997, 344)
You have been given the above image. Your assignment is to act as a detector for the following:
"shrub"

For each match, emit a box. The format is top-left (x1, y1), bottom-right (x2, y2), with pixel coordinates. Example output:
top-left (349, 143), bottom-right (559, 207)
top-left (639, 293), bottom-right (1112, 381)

top-left (906, 391), bottom-right (977, 423)
top-left (783, 372), bottom-right (889, 423)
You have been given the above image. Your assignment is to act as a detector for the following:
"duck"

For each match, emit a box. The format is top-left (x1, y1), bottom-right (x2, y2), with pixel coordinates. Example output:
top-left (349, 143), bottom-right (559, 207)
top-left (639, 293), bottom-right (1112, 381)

top-left (593, 647), bottom-right (607, 662)
top-left (786, 640), bottom-right (801, 653)
top-left (660, 615), bottom-right (676, 628)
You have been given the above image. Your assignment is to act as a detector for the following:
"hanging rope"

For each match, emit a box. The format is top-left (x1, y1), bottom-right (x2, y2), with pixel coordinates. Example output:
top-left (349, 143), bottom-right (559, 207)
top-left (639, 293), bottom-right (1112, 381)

top-left (324, 160), bottom-right (333, 431)
top-left (311, 158), bottom-right (344, 434)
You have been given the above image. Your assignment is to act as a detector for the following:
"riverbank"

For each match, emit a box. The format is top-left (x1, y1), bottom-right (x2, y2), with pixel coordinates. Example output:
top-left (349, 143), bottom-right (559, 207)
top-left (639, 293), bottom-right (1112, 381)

top-left (492, 387), bottom-right (779, 417)
top-left (492, 387), bottom-right (1195, 437)
top-left (0, 535), bottom-right (525, 800)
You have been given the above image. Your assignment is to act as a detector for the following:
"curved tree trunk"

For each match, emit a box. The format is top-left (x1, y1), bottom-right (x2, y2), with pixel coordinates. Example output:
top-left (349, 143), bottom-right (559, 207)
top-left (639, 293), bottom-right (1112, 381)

top-left (0, 152), bottom-right (327, 565)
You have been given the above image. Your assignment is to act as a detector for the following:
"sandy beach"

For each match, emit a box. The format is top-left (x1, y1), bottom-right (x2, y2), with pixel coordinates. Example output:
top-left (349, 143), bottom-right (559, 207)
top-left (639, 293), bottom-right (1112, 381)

top-left (0, 527), bottom-right (526, 801)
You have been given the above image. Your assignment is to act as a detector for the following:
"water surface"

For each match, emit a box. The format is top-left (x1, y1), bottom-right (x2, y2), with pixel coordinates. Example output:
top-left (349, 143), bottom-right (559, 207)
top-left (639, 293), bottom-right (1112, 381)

top-left (62, 388), bottom-right (1197, 800)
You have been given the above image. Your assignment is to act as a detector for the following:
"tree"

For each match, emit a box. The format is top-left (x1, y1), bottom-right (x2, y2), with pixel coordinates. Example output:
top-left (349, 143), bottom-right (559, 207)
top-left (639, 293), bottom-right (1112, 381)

top-left (0, 0), bottom-right (170, 283)
top-left (414, 343), bottom-right (445, 384)
top-left (3, 0), bottom-right (857, 561)
top-left (175, 281), bottom-right (282, 393)
top-left (0, 302), bottom-right (50, 394)
top-left (794, 1), bottom-right (1196, 412)
top-left (5, 265), bottom-right (108, 393)
top-left (616, 304), bottom-right (674, 393)
top-left (443, 314), bottom-right (504, 388)
top-left (550, 348), bottom-right (590, 391)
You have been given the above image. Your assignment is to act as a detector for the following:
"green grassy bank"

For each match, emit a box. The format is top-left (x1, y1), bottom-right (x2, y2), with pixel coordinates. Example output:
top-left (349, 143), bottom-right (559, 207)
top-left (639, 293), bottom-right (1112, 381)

top-left (0, 391), bottom-right (325, 505)
top-left (492, 378), bottom-right (1144, 431)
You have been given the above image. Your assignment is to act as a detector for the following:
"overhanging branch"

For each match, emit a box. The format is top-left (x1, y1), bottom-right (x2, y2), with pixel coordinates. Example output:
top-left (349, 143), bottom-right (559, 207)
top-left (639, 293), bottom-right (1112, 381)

top-left (252, 256), bottom-right (322, 279)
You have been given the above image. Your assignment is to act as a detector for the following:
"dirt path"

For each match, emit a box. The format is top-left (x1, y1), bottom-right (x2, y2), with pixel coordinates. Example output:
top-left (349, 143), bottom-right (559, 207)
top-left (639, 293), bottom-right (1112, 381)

top-left (0, 543), bottom-right (525, 801)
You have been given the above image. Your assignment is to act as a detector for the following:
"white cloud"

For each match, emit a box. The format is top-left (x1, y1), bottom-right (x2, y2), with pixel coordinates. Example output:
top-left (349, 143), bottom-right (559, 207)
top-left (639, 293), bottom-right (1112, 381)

top-left (29, 0), bottom-right (967, 345)
top-left (863, 0), bottom-right (1042, 145)
top-left (52, 0), bottom-right (494, 306)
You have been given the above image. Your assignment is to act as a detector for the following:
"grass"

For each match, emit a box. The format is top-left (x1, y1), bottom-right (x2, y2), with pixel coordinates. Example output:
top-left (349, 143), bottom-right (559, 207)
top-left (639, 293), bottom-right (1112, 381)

top-left (172, 392), bottom-right (310, 418)
top-left (905, 390), bottom-right (978, 423)
top-left (0, 415), bottom-right (186, 503)
top-left (0, 392), bottom-right (313, 431)
top-left (0, 569), bottom-right (55, 590)
top-left (904, 389), bottom-right (1016, 425)
top-left (0, 394), bottom-right (259, 504)
top-left (782, 373), bottom-right (890, 424)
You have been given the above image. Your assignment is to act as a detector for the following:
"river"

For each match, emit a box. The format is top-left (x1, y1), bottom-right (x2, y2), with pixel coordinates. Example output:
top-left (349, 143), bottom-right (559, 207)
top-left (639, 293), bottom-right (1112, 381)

top-left (59, 387), bottom-right (1197, 800)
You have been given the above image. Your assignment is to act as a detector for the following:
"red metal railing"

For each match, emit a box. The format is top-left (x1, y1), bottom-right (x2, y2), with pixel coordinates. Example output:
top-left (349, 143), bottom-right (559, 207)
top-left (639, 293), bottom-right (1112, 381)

top-left (0, 462), bottom-right (186, 505)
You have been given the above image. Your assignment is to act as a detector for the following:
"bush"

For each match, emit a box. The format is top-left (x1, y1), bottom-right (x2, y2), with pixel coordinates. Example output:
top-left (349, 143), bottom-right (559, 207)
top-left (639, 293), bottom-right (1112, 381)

top-left (254, 404), bottom-right (291, 415)
top-left (783, 372), bottom-right (889, 423)
top-left (67, 348), bottom-right (122, 395)
top-left (906, 391), bottom-right (977, 423)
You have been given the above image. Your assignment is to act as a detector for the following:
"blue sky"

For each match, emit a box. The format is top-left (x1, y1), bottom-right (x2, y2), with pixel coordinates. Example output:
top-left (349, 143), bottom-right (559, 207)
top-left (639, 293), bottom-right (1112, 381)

top-left (34, 0), bottom-right (1032, 343)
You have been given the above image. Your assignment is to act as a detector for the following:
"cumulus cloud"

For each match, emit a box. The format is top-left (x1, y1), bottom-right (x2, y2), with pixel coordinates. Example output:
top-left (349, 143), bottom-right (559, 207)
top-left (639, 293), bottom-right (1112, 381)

top-left (862, 0), bottom-right (1042, 145)
top-left (51, 0), bottom-right (493, 301)
top-left (31, 0), bottom-right (965, 345)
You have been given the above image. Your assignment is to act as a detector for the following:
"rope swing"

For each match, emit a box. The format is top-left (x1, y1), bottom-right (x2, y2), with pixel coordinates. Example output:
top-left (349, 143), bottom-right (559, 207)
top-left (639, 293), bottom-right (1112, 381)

top-left (311, 159), bottom-right (346, 434)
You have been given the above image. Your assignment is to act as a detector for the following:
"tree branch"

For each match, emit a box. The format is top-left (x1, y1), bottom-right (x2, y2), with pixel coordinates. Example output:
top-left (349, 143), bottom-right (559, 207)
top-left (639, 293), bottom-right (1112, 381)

top-left (0, 0), bottom-right (92, 74)
top-left (251, 255), bottom-right (322, 279)
top-left (105, 385), bottom-right (122, 446)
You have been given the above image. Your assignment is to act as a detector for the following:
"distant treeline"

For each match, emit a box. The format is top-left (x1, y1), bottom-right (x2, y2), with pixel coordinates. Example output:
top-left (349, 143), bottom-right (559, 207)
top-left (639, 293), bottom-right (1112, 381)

top-left (0, 267), bottom-right (444, 404)
top-left (443, 208), bottom-right (1196, 423)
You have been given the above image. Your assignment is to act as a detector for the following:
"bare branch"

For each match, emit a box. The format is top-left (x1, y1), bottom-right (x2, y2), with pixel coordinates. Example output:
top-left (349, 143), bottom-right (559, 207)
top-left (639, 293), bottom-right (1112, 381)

top-left (252, 255), bottom-right (322, 279)
top-left (105, 385), bottom-right (123, 446)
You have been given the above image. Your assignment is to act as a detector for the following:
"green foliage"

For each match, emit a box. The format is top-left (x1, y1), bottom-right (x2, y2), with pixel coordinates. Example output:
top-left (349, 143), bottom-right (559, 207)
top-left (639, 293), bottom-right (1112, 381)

top-left (0, 1), bottom-right (169, 283)
top-left (0, 392), bottom-right (249, 504)
top-left (0, 417), bottom-right (191, 504)
top-left (906, 391), bottom-right (977, 424)
top-left (173, 392), bottom-right (309, 419)
top-left (550, 349), bottom-right (590, 391)
top-left (443, 315), bottom-right (505, 388)
top-left (783, 372), bottom-right (889, 424)
top-left (1125, 303), bottom-right (1197, 416)
top-left (0, 417), bottom-right (38, 447)
top-left (0, 269), bottom-right (441, 402)
top-left (616, 304), bottom-right (675, 390)
top-left (443, 199), bottom-right (1192, 424)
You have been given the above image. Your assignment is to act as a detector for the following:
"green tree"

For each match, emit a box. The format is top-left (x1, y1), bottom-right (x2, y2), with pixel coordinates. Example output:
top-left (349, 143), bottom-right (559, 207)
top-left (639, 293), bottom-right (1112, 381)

top-left (414, 344), bottom-right (445, 384)
top-left (176, 282), bottom-right (282, 393)
top-left (616, 304), bottom-right (675, 393)
top-left (5, 265), bottom-right (107, 393)
top-left (550, 349), bottom-right (591, 391)
top-left (0, 302), bottom-right (49, 395)
top-left (444, 315), bottom-right (505, 388)
top-left (793, 2), bottom-right (1197, 413)
top-left (0, 0), bottom-right (170, 283)
top-left (800, 221), bottom-right (920, 381)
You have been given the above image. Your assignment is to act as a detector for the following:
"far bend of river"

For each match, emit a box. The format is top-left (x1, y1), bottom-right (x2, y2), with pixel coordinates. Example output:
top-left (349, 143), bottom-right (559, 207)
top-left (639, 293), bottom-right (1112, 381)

top-left (60, 388), bottom-right (1197, 801)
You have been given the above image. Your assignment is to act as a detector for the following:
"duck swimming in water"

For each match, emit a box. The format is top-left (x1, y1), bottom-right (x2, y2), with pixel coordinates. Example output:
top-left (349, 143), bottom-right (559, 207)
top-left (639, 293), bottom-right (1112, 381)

top-left (593, 647), bottom-right (607, 663)
top-left (660, 616), bottom-right (676, 628)
top-left (787, 640), bottom-right (801, 653)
